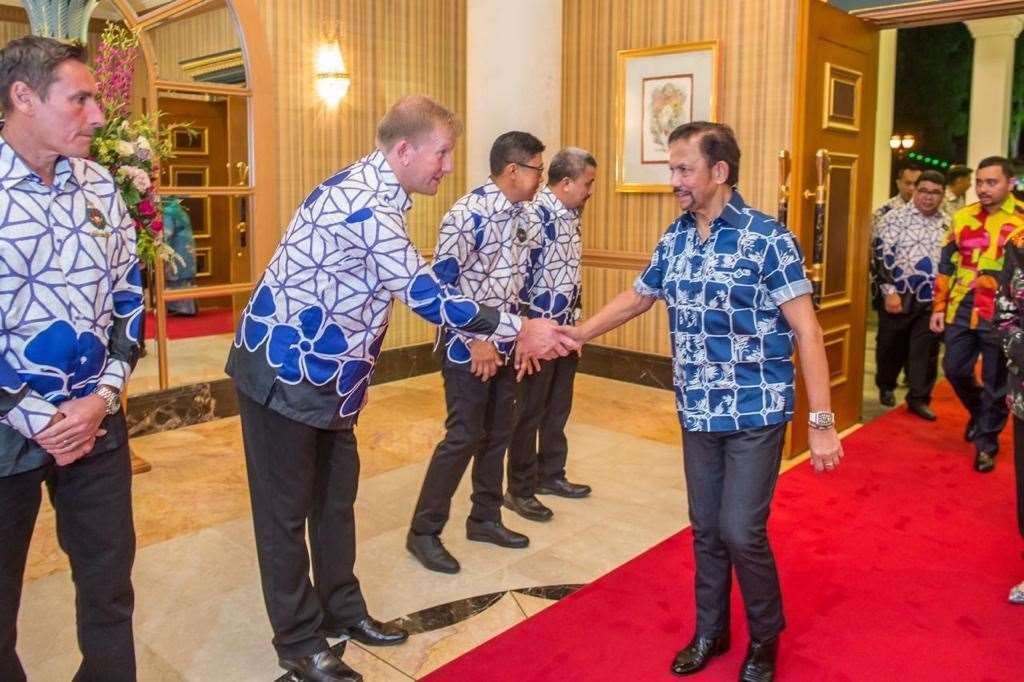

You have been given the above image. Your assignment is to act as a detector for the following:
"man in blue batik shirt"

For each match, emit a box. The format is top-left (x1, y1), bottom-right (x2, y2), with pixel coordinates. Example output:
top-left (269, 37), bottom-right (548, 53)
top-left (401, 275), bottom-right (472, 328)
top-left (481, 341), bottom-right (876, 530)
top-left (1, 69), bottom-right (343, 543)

top-left (0, 38), bottom-right (144, 682)
top-left (505, 147), bottom-right (597, 523)
top-left (226, 100), bottom-right (573, 682)
top-left (407, 131), bottom-right (547, 574)
top-left (561, 122), bottom-right (842, 682)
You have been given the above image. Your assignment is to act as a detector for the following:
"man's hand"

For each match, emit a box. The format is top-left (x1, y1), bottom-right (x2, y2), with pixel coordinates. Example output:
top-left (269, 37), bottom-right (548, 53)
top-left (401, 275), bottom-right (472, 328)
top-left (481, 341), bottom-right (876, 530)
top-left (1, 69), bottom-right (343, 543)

top-left (35, 395), bottom-right (108, 465)
top-left (929, 312), bottom-right (945, 334)
top-left (883, 293), bottom-right (903, 315)
top-left (468, 340), bottom-right (503, 381)
top-left (514, 318), bottom-right (579, 380)
top-left (808, 427), bottom-right (843, 473)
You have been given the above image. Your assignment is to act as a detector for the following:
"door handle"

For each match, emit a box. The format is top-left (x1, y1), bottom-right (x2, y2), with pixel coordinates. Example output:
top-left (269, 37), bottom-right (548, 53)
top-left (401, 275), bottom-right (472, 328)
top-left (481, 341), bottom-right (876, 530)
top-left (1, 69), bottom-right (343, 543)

top-left (808, 148), bottom-right (830, 310)
top-left (777, 150), bottom-right (791, 227)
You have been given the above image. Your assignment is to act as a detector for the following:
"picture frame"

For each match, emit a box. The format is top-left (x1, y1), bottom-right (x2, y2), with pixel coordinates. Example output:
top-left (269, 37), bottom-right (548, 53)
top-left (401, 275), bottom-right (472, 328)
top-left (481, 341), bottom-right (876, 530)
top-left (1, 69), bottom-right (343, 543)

top-left (616, 41), bottom-right (719, 193)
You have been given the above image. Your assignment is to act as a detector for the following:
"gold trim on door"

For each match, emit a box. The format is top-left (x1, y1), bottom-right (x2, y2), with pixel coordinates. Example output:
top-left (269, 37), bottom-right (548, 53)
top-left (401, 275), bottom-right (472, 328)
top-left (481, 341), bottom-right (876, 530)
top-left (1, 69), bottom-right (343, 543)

top-left (818, 152), bottom-right (859, 311)
top-left (822, 62), bottom-right (863, 133)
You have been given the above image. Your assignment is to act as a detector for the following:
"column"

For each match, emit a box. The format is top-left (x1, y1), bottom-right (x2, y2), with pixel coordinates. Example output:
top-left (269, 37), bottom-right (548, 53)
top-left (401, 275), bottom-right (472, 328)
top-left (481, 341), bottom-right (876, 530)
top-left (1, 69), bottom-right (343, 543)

top-left (466, 0), bottom-right (562, 183)
top-left (872, 28), bottom-right (897, 209)
top-left (965, 16), bottom-right (1024, 166)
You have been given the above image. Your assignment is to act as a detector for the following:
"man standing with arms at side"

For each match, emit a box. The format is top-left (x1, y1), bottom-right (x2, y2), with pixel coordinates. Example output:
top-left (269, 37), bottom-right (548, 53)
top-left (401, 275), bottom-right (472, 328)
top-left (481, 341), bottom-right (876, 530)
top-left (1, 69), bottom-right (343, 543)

top-left (872, 170), bottom-right (949, 420)
top-left (407, 131), bottom-right (546, 573)
top-left (561, 122), bottom-right (842, 682)
top-left (227, 100), bottom-right (573, 682)
top-left (0, 37), bottom-right (144, 682)
top-left (505, 147), bottom-right (597, 522)
top-left (931, 156), bottom-right (1024, 473)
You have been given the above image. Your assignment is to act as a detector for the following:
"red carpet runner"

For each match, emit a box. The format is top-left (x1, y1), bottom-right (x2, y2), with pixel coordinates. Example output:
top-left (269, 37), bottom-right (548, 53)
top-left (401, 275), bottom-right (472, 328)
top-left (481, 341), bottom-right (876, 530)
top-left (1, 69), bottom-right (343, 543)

top-left (425, 381), bottom-right (1024, 681)
top-left (143, 307), bottom-right (234, 340)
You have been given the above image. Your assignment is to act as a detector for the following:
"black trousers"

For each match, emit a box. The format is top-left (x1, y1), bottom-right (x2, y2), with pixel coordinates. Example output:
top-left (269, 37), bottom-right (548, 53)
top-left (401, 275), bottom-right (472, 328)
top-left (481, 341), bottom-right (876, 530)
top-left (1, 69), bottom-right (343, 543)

top-left (1015, 417), bottom-right (1024, 539)
top-left (507, 353), bottom-right (579, 496)
top-left (875, 306), bottom-right (940, 404)
top-left (410, 364), bottom-right (519, 535)
top-left (942, 324), bottom-right (1009, 455)
top-left (0, 443), bottom-right (136, 682)
top-left (237, 392), bottom-right (367, 659)
top-left (682, 424), bottom-right (786, 642)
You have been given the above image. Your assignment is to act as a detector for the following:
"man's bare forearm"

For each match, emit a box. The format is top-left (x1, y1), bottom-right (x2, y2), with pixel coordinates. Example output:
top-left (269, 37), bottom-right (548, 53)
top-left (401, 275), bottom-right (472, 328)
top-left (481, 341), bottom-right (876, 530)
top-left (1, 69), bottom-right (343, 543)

top-left (575, 289), bottom-right (656, 342)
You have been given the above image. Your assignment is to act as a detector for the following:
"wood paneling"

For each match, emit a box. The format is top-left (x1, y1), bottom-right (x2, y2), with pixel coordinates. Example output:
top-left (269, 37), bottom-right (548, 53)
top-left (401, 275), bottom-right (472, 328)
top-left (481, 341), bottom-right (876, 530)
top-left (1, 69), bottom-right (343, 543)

top-left (564, 0), bottom-right (797, 355)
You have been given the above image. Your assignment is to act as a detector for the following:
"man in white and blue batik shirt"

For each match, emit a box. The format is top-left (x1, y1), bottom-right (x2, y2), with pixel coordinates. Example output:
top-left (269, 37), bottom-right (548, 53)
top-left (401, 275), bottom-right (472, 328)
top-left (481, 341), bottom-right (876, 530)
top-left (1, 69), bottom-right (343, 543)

top-left (408, 131), bottom-right (548, 575)
top-left (872, 169), bottom-right (949, 420)
top-left (506, 148), bottom-right (597, 523)
top-left (226, 102), bottom-right (573, 682)
top-left (0, 38), bottom-right (143, 682)
top-left (561, 123), bottom-right (842, 682)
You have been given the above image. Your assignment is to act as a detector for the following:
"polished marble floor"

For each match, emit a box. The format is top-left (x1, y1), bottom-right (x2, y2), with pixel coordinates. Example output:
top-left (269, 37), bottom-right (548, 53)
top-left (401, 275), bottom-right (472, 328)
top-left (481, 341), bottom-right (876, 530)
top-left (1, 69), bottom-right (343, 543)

top-left (18, 372), bottom-right (719, 681)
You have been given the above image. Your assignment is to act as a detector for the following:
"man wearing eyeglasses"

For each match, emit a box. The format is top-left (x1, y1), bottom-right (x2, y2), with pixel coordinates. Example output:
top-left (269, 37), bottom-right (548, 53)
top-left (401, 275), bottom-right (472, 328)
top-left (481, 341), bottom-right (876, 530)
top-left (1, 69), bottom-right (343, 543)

top-left (407, 131), bottom-right (546, 573)
top-left (872, 170), bottom-right (950, 421)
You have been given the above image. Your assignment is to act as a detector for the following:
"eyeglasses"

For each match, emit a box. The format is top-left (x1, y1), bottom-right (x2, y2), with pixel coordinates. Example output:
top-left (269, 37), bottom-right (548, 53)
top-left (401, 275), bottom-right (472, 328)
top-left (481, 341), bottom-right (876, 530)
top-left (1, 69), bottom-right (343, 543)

top-left (916, 189), bottom-right (944, 197)
top-left (515, 162), bottom-right (545, 175)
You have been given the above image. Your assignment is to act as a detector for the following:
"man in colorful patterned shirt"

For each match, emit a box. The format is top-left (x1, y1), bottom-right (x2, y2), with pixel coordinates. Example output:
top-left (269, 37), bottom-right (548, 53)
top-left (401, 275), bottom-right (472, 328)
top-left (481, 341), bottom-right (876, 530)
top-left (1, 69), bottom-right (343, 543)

top-left (407, 131), bottom-right (546, 573)
top-left (226, 102), bottom-right (573, 682)
top-left (505, 147), bottom-right (596, 522)
top-left (561, 122), bottom-right (842, 682)
top-left (871, 170), bottom-right (949, 420)
top-left (0, 37), bottom-right (144, 682)
top-left (931, 156), bottom-right (1024, 473)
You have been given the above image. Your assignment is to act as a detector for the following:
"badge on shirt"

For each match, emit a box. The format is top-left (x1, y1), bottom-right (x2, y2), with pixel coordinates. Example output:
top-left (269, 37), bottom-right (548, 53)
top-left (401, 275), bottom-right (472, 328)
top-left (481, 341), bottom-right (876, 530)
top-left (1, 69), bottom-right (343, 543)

top-left (516, 227), bottom-right (527, 243)
top-left (86, 205), bottom-right (110, 238)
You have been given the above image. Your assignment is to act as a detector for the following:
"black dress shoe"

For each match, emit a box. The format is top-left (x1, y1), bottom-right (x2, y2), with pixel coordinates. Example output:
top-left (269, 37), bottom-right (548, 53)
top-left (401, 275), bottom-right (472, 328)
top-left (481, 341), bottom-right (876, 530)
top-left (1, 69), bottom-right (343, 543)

top-left (466, 518), bottom-right (529, 548)
top-left (536, 477), bottom-right (591, 498)
top-left (906, 401), bottom-right (937, 421)
top-left (964, 417), bottom-right (977, 442)
top-left (671, 633), bottom-right (729, 675)
top-left (974, 451), bottom-right (995, 473)
top-left (279, 650), bottom-right (362, 682)
top-left (503, 492), bottom-right (553, 522)
top-left (330, 616), bottom-right (408, 647)
top-left (406, 531), bottom-right (460, 574)
top-left (879, 389), bottom-right (896, 407)
top-left (739, 637), bottom-right (778, 682)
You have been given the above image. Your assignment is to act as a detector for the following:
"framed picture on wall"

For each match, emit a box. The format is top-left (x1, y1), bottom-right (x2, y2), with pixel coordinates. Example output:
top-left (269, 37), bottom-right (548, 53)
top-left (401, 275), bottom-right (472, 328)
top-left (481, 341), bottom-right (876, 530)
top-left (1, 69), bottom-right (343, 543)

top-left (616, 41), bottom-right (719, 192)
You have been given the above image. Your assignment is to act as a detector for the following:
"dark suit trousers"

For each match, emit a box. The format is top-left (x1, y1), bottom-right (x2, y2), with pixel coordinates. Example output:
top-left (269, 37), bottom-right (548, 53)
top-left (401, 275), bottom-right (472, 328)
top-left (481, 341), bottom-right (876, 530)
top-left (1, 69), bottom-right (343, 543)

top-left (942, 324), bottom-right (1009, 455)
top-left (410, 364), bottom-right (519, 535)
top-left (0, 442), bottom-right (136, 682)
top-left (237, 392), bottom-right (367, 659)
top-left (682, 424), bottom-right (786, 642)
top-left (875, 306), bottom-right (940, 403)
top-left (507, 353), bottom-right (578, 496)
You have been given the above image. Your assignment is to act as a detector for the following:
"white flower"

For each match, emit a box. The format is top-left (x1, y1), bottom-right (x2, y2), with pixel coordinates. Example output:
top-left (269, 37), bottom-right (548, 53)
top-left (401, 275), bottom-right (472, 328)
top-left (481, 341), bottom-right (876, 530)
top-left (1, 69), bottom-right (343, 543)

top-left (117, 165), bottom-right (151, 192)
top-left (115, 140), bottom-right (135, 157)
top-left (135, 136), bottom-right (151, 151)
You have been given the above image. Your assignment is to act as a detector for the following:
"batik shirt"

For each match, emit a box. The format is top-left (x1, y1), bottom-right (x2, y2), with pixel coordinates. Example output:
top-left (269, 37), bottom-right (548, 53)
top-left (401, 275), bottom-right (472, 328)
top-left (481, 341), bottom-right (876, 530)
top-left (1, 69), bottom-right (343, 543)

top-left (634, 191), bottom-right (812, 432)
top-left (871, 202), bottom-right (948, 307)
top-left (227, 151), bottom-right (522, 428)
top-left (519, 186), bottom-right (582, 326)
top-left (943, 190), bottom-right (965, 218)
top-left (871, 194), bottom-right (909, 235)
top-left (994, 233), bottom-right (1024, 419)
top-left (432, 181), bottom-right (535, 365)
top-left (933, 196), bottom-right (1024, 329)
top-left (0, 137), bottom-right (144, 476)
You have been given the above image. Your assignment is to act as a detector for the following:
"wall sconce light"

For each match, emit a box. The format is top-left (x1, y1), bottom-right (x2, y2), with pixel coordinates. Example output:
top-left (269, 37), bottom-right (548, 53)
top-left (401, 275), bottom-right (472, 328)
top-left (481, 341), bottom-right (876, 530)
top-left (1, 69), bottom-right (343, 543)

top-left (889, 133), bottom-right (915, 151)
top-left (315, 42), bottom-right (350, 107)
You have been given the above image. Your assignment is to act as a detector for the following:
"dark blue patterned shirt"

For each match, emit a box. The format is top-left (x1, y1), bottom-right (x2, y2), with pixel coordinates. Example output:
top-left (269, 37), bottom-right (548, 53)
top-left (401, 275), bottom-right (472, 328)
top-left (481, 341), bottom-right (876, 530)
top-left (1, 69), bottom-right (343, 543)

top-left (634, 191), bottom-right (812, 432)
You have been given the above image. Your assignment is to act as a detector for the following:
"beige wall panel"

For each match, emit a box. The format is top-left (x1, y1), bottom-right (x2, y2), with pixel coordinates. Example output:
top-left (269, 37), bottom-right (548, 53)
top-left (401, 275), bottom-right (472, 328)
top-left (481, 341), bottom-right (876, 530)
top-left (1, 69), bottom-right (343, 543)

top-left (149, 6), bottom-right (240, 82)
top-left (565, 0), bottom-right (796, 356)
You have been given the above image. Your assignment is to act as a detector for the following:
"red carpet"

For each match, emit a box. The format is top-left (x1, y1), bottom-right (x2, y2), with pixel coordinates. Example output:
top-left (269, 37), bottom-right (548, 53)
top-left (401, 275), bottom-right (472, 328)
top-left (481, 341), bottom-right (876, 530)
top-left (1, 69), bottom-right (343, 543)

top-left (143, 308), bottom-right (235, 340)
top-left (425, 381), bottom-right (1024, 681)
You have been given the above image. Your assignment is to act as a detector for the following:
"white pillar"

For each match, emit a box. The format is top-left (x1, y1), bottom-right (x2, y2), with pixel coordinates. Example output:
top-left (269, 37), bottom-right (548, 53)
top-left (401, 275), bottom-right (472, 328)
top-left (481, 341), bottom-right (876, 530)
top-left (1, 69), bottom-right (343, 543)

top-left (872, 28), bottom-right (897, 209)
top-left (466, 0), bottom-right (562, 184)
top-left (965, 16), bottom-right (1024, 166)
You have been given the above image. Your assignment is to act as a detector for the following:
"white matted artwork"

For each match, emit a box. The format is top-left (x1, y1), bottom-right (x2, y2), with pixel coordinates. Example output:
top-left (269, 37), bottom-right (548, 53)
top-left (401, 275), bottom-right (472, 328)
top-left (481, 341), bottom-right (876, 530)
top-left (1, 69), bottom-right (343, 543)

top-left (616, 41), bottom-right (719, 192)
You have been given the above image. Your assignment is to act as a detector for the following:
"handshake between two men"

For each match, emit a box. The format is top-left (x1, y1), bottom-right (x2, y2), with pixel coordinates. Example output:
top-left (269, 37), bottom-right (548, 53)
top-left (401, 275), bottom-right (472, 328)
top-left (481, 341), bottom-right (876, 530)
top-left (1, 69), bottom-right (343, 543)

top-left (460, 317), bottom-right (585, 382)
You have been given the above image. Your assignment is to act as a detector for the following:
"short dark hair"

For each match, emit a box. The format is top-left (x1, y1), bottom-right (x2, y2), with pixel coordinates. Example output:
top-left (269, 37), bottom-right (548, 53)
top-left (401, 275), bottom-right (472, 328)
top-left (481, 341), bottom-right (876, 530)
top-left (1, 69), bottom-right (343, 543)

top-left (977, 156), bottom-right (1015, 179)
top-left (946, 164), bottom-right (972, 184)
top-left (667, 121), bottom-right (741, 186)
top-left (917, 170), bottom-right (946, 186)
top-left (896, 162), bottom-right (922, 179)
top-left (0, 36), bottom-right (87, 112)
top-left (489, 131), bottom-right (545, 176)
top-left (548, 147), bottom-right (597, 185)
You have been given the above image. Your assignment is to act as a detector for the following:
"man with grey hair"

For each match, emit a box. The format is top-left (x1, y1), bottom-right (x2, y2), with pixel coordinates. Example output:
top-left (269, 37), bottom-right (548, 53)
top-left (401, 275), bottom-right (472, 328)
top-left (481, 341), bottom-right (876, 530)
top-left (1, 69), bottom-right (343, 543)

top-left (227, 98), bottom-right (575, 681)
top-left (0, 36), bottom-right (144, 681)
top-left (505, 147), bottom-right (597, 522)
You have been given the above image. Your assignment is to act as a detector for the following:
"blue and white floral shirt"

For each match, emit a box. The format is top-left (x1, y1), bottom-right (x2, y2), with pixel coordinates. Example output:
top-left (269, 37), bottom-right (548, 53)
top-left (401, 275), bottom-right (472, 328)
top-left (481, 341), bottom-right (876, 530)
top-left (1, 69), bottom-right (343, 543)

top-left (432, 181), bottom-right (536, 366)
top-left (519, 186), bottom-right (582, 326)
top-left (227, 151), bottom-right (522, 428)
top-left (0, 136), bottom-right (144, 475)
top-left (871, 202), bottom-right (948, 306)
top-left (634, 191), bottom-right (812, 432)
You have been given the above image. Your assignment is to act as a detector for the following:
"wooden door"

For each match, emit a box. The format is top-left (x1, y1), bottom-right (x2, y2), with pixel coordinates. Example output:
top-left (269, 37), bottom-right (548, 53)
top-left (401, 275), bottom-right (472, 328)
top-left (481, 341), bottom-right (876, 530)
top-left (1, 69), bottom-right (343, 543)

top-left (788, 0), bottom-right (878, 455)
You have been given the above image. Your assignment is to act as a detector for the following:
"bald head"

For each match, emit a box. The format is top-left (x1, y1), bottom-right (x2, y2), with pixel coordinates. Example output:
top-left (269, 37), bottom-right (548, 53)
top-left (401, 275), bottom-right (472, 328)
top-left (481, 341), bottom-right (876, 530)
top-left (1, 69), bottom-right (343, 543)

top-left (376, 95), bottom-right (462, 152)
